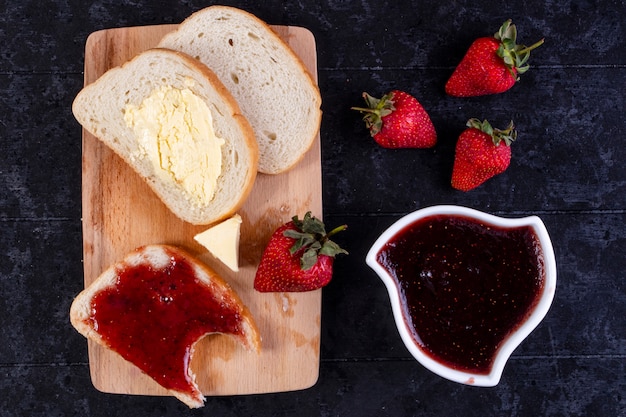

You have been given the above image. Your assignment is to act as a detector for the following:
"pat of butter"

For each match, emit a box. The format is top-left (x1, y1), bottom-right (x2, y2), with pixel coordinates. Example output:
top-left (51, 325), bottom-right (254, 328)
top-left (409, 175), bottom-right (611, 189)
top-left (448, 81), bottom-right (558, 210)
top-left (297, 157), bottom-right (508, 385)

top-left (124, 82), bottom-right (224, 205)
top-left (194, 214), bottom-right (242, 272)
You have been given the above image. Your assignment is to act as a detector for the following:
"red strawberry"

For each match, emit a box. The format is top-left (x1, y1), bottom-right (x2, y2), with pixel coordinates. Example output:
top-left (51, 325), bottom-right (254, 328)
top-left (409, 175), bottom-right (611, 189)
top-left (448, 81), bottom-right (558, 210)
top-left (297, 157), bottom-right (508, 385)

top-left (451, 118), bottom-right (517, 191)
top-left (254, 212), bottom-right (347, 292)
top-left (445, 20), bottom-right (544, 97)
top-left (352, 90), bottom-right (437, 148)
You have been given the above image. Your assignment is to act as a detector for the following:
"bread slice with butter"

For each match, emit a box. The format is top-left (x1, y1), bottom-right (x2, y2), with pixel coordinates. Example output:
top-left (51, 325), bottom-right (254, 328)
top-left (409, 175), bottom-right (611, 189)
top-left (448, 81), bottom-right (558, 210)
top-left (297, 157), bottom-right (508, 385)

top-left (72, 48), bottom-right (258, 225)
top-left (69, 244), bottom-right (261, 408)
top-left (159, 5), bottom-right (322, 174)
top-left (194, 213), bottom-right (242, 271)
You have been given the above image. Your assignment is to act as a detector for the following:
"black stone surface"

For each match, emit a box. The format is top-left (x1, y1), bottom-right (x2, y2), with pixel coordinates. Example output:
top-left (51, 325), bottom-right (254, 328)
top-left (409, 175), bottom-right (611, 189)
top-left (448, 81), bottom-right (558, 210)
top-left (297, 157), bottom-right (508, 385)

top-left (1, 1), bottom-right (625, 416)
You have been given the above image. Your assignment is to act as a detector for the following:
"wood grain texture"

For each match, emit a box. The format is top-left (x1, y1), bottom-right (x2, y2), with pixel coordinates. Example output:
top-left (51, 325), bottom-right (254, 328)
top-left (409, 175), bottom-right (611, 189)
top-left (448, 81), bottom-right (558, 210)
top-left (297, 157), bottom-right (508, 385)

top-left (81, 24), bottom-right (322, 396)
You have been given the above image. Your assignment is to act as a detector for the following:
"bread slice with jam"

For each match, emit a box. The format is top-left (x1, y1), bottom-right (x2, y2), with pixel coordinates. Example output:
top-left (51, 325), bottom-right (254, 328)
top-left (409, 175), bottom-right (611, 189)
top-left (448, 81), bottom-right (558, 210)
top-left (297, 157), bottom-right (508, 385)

top-left (70, 244), bottom-right (261, 408)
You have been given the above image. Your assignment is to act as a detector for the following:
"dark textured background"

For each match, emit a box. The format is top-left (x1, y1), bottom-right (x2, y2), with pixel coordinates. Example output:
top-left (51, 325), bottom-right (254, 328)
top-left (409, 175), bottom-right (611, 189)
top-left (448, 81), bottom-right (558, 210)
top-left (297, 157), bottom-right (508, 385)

top-left (1, 0), bottom-right (625, 416)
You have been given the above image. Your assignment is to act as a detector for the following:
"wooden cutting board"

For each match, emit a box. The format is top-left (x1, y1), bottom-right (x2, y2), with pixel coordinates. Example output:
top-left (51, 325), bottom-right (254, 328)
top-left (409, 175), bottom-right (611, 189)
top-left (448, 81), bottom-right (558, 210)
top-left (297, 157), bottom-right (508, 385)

top-left (81, 24), bottom-right (322, 396)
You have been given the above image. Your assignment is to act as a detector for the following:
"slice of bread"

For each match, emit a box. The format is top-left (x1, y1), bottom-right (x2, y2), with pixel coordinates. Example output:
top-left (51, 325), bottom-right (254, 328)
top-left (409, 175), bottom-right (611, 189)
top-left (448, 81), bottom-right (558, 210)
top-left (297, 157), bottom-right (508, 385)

top-left (159, 5), bottom-right (322, 174)
top-left (73, 48), bottom-right (259, 225)
top-left (70, 244), bottom-right (261, 408)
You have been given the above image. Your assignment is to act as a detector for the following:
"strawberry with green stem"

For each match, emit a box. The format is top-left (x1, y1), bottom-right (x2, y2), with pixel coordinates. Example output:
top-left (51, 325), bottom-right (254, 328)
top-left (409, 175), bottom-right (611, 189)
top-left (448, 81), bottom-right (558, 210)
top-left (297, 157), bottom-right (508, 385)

top-left (445, 20), bottom-right (544, 97)
top-left (254, 212), bottom-right (348, 292)
top-left (451, 118), bottom-right (517, 191)
top-left (352, 90), bottom-right (437, 148)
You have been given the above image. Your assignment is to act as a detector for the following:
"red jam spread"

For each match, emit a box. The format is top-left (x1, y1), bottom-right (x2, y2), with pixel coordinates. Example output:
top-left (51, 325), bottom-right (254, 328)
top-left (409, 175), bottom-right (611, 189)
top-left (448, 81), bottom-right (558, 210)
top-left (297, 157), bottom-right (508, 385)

top-left (376, 214), bottom-right (545, 374)
top-left (87, 251), bottom-right (244, 394)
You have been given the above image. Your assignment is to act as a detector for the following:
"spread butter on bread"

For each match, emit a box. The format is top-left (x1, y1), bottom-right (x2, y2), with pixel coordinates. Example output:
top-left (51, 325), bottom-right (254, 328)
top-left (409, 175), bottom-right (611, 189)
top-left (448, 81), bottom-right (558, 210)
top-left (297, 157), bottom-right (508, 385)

top-left (70, 245), bottom-right (261, 408)
top-left (159, 5), bottom-right (322, 174)
top-left (72, 48), bottom-right (259, 225)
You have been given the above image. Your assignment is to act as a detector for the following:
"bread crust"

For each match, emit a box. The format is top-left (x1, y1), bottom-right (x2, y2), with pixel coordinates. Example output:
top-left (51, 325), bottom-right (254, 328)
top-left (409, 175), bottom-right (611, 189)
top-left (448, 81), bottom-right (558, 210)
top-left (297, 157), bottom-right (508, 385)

top-left (69, 244), bottom-right (261, 408)
top-left (159, 5), bottom-right (322, 174)
top-left (73, 48), bottom-right (259, 225)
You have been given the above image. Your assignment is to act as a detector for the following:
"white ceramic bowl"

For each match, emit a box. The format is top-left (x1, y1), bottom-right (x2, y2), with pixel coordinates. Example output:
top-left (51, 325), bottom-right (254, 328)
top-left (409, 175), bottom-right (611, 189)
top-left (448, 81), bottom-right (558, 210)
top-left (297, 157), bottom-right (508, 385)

top-left (366, 205), bottom-right (557, 386)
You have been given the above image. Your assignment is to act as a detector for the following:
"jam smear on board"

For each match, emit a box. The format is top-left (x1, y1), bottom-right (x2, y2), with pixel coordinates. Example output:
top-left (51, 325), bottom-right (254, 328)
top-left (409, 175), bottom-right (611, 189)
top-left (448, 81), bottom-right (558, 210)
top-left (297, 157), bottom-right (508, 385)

top-left (88, 252), bottom-right (244, 394)
top-left (376, 214), bottom-right (545, 374)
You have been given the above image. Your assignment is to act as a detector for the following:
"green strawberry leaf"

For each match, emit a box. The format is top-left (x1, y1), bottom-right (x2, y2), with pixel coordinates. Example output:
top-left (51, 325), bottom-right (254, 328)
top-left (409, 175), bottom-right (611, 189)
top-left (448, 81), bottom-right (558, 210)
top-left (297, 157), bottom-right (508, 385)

top-left (302, 215), bottom-right (327, 235)
top-left (284, 212), bottom-right (348, 270)
top-left (494, 19), bottom-right (544, 79)
top-left (351, 92), bottom-right (396, 136)
top-left (467, 118), bottom-right (517, 146)
top-left (301, 247), bottom-right (320, 270)
top-left (284, 230), bottom-right (316, 255)
top-left (320, 240), bottom-right (349, 257)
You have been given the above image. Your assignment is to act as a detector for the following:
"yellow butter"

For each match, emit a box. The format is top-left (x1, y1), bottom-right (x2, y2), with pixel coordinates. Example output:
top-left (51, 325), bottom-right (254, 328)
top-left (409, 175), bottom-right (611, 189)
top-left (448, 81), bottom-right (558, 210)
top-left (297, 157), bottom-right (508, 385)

top-left (194, 214), bottom-right (242, 271)
top-left (124, 82), bottom-right (224, 205)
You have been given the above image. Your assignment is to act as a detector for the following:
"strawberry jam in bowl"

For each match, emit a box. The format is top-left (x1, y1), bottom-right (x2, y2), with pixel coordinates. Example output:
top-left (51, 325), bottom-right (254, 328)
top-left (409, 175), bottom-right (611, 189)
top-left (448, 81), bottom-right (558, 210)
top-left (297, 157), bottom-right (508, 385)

top-left (366, 205), bottom-right (556, 386)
